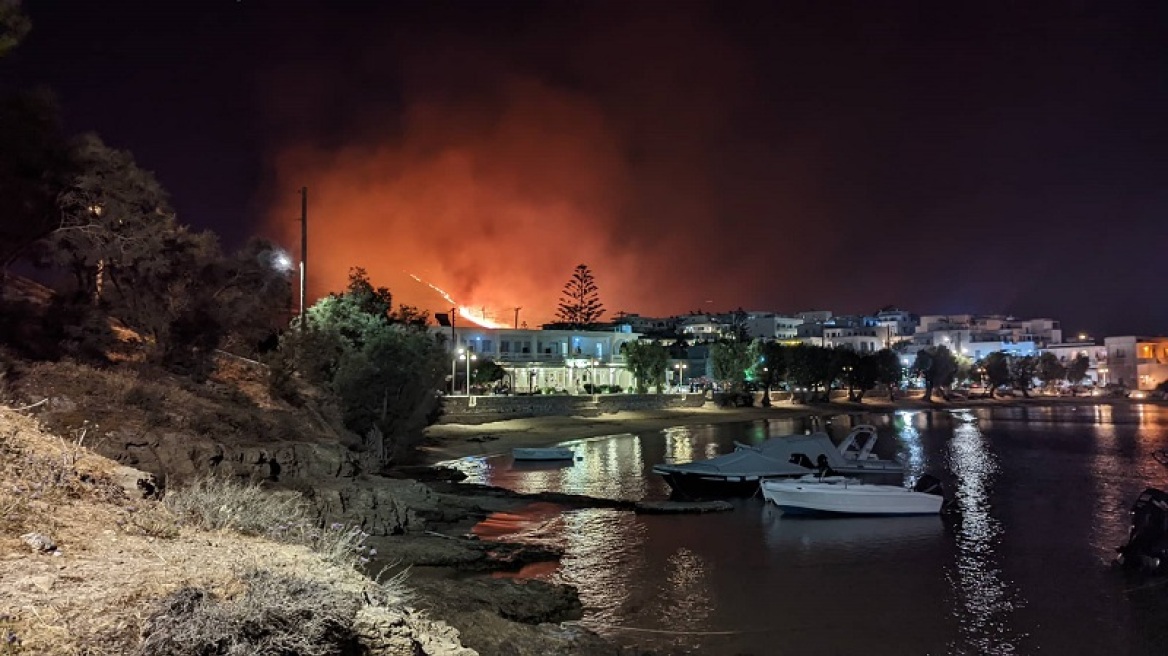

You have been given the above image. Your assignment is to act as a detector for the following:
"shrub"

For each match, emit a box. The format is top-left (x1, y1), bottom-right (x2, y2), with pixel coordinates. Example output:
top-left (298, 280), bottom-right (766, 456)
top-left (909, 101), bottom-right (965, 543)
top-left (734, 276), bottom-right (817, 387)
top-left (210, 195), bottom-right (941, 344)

top-left (137, 569), bottom-right (361, 656)
top-left (165, 477), bottom-right (308, 536)
top-left (164, 477), bottom-right (380, 570)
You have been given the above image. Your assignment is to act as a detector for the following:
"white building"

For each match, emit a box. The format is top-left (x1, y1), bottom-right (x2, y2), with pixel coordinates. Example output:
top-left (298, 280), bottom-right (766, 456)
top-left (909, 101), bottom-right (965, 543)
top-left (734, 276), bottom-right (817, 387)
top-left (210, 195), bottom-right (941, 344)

top-left (1042, 341), bottom-right (1108, 385)
top-left (744, 312), bottom-right (803, 341)
top-left (1104, 336), bottom-right (1168, 390)
top-left (433, 325), bottom-right (642, 394)
top-left (873, 309), bottom-right (917, 347)
top-left (679, 315), bottom-right (726, 342)
top-left (915, 314), bottom-right (1063, 353)
top-left (823, 326), bottom-right (883, 352)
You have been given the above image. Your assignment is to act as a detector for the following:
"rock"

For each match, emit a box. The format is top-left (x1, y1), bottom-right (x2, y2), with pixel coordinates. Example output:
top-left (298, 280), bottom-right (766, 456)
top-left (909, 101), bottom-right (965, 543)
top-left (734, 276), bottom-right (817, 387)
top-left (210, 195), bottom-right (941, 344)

top-left (353, 605), bottom-right (477, 656)
top-left (634, 500), bottom-right (734, 514)
top-left (110, 465), bottom-right (159, 499)
top-left (20, 532), bottom-right (56, 553)
top-left (414, 577), bottom-right (582, 626)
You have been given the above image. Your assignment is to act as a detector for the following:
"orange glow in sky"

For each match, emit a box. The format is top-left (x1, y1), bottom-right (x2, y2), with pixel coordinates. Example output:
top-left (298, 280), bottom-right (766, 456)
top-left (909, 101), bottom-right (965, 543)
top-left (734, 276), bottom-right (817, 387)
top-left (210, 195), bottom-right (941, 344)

top-left (264, 78), bottom-right (646, 327)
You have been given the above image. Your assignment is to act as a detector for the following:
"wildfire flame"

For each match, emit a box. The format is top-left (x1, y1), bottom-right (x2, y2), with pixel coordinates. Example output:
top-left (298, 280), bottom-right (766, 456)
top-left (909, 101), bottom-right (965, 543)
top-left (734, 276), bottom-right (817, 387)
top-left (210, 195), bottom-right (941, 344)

top-left (408, 273), bottom-right (506, 329)
top-left (458, 306), bottom-right (506, 329)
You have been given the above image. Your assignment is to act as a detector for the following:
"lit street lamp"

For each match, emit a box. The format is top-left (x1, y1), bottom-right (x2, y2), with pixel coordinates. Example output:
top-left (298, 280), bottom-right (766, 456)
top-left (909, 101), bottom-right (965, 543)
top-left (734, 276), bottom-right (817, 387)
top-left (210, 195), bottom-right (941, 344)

top-left (460, 351), bottom-right (477, 395)
top-left (674, 362), bottom-right (688, 391)
top-left (452, 348), bottom-right (464, 395)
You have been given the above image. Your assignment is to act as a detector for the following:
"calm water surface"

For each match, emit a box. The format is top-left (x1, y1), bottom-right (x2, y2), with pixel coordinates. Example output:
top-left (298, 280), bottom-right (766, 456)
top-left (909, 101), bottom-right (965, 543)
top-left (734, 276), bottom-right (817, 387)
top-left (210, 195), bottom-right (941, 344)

top-left (439, 405), bottom-right (1168, 655)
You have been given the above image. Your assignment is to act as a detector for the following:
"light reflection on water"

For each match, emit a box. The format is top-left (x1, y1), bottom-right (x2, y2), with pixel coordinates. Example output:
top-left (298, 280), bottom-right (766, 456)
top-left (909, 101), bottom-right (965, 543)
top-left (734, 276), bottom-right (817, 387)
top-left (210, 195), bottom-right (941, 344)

top-left (439, 406), bottom-right (1168, 655)
top-left (945, 412), bottom-right (1027, 655)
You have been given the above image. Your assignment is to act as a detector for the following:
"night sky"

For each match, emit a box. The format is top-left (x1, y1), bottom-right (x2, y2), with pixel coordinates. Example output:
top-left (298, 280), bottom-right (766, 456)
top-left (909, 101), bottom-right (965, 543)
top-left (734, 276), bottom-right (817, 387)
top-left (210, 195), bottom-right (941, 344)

top-left (3, 1), bottom-right (1166, 335)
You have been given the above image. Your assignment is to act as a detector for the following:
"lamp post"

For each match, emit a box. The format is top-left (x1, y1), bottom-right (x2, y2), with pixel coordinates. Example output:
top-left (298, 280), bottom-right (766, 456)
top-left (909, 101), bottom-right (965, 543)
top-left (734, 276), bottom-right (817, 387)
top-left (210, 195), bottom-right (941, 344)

top-left (463, 352), bottom-right (477, 395)
top-left (590, 359), bottom-right (598, 394)
top-left (674, 362), bottom-right (687, 392)
top-left (452, 348), bottom-right (464, 395)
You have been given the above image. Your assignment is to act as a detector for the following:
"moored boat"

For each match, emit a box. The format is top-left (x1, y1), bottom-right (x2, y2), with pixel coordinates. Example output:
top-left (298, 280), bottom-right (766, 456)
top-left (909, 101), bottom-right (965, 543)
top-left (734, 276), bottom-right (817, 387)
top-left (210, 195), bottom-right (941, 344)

top-left (651, 424), bottom-right (904, 499)
top-left (512, 446), bottom-right (575, 461)
top-left (760, 473), bottom-right (945, 516)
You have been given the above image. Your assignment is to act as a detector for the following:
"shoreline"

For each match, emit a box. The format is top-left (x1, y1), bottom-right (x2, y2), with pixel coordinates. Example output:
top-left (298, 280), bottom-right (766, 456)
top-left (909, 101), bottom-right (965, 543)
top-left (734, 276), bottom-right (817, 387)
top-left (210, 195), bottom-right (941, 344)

top-left (418, 395), bottom-right (1155, 465)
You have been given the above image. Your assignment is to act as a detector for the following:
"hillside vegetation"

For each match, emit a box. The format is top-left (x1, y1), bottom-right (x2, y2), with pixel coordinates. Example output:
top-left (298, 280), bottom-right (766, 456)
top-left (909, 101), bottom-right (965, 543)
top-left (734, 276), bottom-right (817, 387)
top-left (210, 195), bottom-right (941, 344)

top-left (0, 403), bottom-right (474, 655)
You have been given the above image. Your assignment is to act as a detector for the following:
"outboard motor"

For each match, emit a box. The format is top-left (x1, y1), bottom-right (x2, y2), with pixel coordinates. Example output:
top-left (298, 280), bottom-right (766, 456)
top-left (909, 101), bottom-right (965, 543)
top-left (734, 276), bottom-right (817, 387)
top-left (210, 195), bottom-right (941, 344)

top-left (912, 473), bottom-right (944, 496)
top-left (1116, 487), bottom-right (1168, 574)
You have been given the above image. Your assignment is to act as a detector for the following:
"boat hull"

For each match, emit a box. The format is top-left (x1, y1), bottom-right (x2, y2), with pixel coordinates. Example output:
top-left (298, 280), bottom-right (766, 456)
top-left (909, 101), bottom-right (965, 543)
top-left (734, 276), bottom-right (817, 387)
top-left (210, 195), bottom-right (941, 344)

top-left (761, 479), bottom-right (943, 516)
top-left (512, 447), bottom-right (574, 461)
top-left (655, 469), bottom-right (787, 499)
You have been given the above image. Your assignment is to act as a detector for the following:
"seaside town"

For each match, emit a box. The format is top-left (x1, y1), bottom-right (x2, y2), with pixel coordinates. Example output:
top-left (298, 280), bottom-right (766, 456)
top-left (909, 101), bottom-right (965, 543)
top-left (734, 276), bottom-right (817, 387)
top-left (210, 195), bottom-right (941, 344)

top-left (3, 3), bottom-right (1168, 656)
top-left (441, 305), bottom-right (1164, 398)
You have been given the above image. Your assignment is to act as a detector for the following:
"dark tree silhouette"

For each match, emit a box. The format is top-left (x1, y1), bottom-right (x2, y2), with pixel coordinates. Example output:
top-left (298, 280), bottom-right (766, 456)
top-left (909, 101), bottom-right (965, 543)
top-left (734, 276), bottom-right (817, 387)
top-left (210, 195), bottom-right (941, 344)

top-left (555, 264), bottom-right (605, 328)
top-left (0, 1), bottom-right (31, 57)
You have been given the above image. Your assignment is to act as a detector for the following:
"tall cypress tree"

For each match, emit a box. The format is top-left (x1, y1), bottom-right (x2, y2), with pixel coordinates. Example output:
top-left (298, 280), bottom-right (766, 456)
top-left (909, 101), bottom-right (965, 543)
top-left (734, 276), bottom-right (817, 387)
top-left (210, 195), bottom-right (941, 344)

top-left (555, 264), bottom-right (605, 328)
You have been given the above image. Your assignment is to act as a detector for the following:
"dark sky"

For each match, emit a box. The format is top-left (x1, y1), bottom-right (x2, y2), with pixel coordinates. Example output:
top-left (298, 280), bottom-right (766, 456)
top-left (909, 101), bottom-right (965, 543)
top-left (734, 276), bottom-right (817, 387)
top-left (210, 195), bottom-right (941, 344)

top-left (3, 1), bottom-right (1166, 334)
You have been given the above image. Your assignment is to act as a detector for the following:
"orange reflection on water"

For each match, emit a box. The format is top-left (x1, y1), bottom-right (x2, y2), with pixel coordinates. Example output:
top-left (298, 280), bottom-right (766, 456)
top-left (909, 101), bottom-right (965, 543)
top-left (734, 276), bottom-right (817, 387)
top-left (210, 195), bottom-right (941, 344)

top-left (470, 502), bottom-right (565, 541)
top-left (491, 560), bottom-right (562, 580)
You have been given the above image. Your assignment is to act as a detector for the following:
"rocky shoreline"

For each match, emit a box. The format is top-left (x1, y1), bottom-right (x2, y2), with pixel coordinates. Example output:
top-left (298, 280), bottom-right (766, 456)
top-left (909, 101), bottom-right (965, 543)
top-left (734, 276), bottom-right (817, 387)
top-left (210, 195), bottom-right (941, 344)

top-left (386, 395), bottom-right (1157, 655)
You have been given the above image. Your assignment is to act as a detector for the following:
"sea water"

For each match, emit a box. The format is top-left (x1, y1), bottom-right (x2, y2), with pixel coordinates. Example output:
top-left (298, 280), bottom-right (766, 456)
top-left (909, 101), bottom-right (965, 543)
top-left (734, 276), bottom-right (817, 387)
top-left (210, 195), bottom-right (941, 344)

top-left (441, 405), bottom-right (1168, 655)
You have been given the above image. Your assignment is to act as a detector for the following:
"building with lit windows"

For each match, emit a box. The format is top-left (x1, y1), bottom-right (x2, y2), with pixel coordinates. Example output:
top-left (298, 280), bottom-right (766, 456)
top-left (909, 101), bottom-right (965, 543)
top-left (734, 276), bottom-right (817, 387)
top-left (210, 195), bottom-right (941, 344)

top-left (1104, 336), bottom-right (1168, 390)
top-left (432, 325), bottom-right (642, 394)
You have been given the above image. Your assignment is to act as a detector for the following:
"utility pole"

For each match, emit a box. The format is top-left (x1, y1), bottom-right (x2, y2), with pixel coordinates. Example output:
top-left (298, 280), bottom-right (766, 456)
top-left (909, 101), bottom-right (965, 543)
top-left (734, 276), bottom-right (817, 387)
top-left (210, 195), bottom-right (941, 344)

top-left (299, 186), bottom-right (308, 330)
top-left (514, 307), bottom-right (522, 329)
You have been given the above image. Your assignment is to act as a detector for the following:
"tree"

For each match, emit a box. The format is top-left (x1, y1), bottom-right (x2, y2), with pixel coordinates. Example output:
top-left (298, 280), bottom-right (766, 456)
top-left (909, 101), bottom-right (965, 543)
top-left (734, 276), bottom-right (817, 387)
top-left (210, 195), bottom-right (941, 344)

top-left (755, 341), bottom-right (788, 406)
top-left (1008, 354), bottom-right (1039, 398)
top-left (1065, 354), bottom-right (1090, 394)
top-left (981, 351), bottom-right (1011, 398)
top-left (208, 239), bottom-right (295, 356)
top-left (785, 344), bottom-right (834, 401)
top-left (331, 324), bottom-right (447, 463)
top-left (711, 340), bottom-right (752, 391)
top-left (51, 134), bottom-right (176, 303)
top-left (555, 264), bottom-right (605, 328)
top-left (624, 340), bottom-right (668, 393)
top-left (873, 349), bottom-right (903, 400)
top-left (833, 349), bottom-right (860, 401)
top-left (471, 358), bottom-right (506, 389)
top-left (912, 345), bottom-right (958, 401)
top-left (282, 270), bottom-right (447, 463)
top-left (845, 352), bottom-right (881, 401)
top-left (0, 1), bottom-right (31, 58)
top-left (1036, 352), bottom-right (1067, 392)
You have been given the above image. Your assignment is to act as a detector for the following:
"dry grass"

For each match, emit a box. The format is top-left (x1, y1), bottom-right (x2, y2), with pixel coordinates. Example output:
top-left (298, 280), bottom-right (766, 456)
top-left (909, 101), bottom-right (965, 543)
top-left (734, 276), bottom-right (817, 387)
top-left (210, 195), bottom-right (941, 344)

top-left (164, 477), bottom-right (384, 572)
top-left (0, 405), bottom-right (418, 656)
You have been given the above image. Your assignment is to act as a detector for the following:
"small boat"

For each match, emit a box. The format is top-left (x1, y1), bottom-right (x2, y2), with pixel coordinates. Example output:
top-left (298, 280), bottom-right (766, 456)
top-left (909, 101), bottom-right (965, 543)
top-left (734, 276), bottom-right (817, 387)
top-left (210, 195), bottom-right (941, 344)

top-left (512, 447), bottom-right (575, 461)
top-left (760, 473), bottom-right (945, 516)
top-left (651, 424), bottom-right (903, 499)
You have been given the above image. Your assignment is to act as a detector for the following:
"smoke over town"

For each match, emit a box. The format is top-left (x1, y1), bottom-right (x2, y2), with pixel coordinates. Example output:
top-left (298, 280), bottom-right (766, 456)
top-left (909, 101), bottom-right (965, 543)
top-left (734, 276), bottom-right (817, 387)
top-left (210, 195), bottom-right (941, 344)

top-left (262, 4), bottom-right (832, 325)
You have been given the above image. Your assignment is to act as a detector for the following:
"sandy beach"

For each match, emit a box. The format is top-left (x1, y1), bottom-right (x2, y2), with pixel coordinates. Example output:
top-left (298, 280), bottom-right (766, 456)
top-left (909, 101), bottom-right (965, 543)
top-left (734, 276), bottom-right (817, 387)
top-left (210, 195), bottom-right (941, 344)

top-left (418, 394), bottom-right (1137, 465)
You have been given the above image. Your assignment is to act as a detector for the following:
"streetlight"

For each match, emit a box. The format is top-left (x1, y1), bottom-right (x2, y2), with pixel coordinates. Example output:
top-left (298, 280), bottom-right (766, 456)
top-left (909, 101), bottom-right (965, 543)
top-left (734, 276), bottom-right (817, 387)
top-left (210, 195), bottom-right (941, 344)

top-left (674, 362), bottom-right (687, 391)
top-left (452, 348), bottom-right (464, 394)
top-left (590, 359), bottom-right (598, 393)
top-left (460, 351), bottom-right (477, 395)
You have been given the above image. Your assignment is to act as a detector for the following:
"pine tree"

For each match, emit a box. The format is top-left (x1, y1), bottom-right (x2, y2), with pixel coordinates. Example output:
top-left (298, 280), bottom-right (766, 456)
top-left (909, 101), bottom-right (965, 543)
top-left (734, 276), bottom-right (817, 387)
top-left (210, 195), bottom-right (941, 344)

top-left (555, 264), bottom-right (605, 328)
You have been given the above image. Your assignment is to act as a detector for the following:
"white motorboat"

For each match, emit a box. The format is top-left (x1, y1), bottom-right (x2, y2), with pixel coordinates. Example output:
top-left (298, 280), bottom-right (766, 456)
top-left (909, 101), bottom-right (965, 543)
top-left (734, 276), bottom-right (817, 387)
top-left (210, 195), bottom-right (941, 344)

top-left (652, 424), bottom-right (904, 498)
top-left (760, 474), bottom-right (945, 516)
top-left (512, 447), bottom-right (575, 461)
